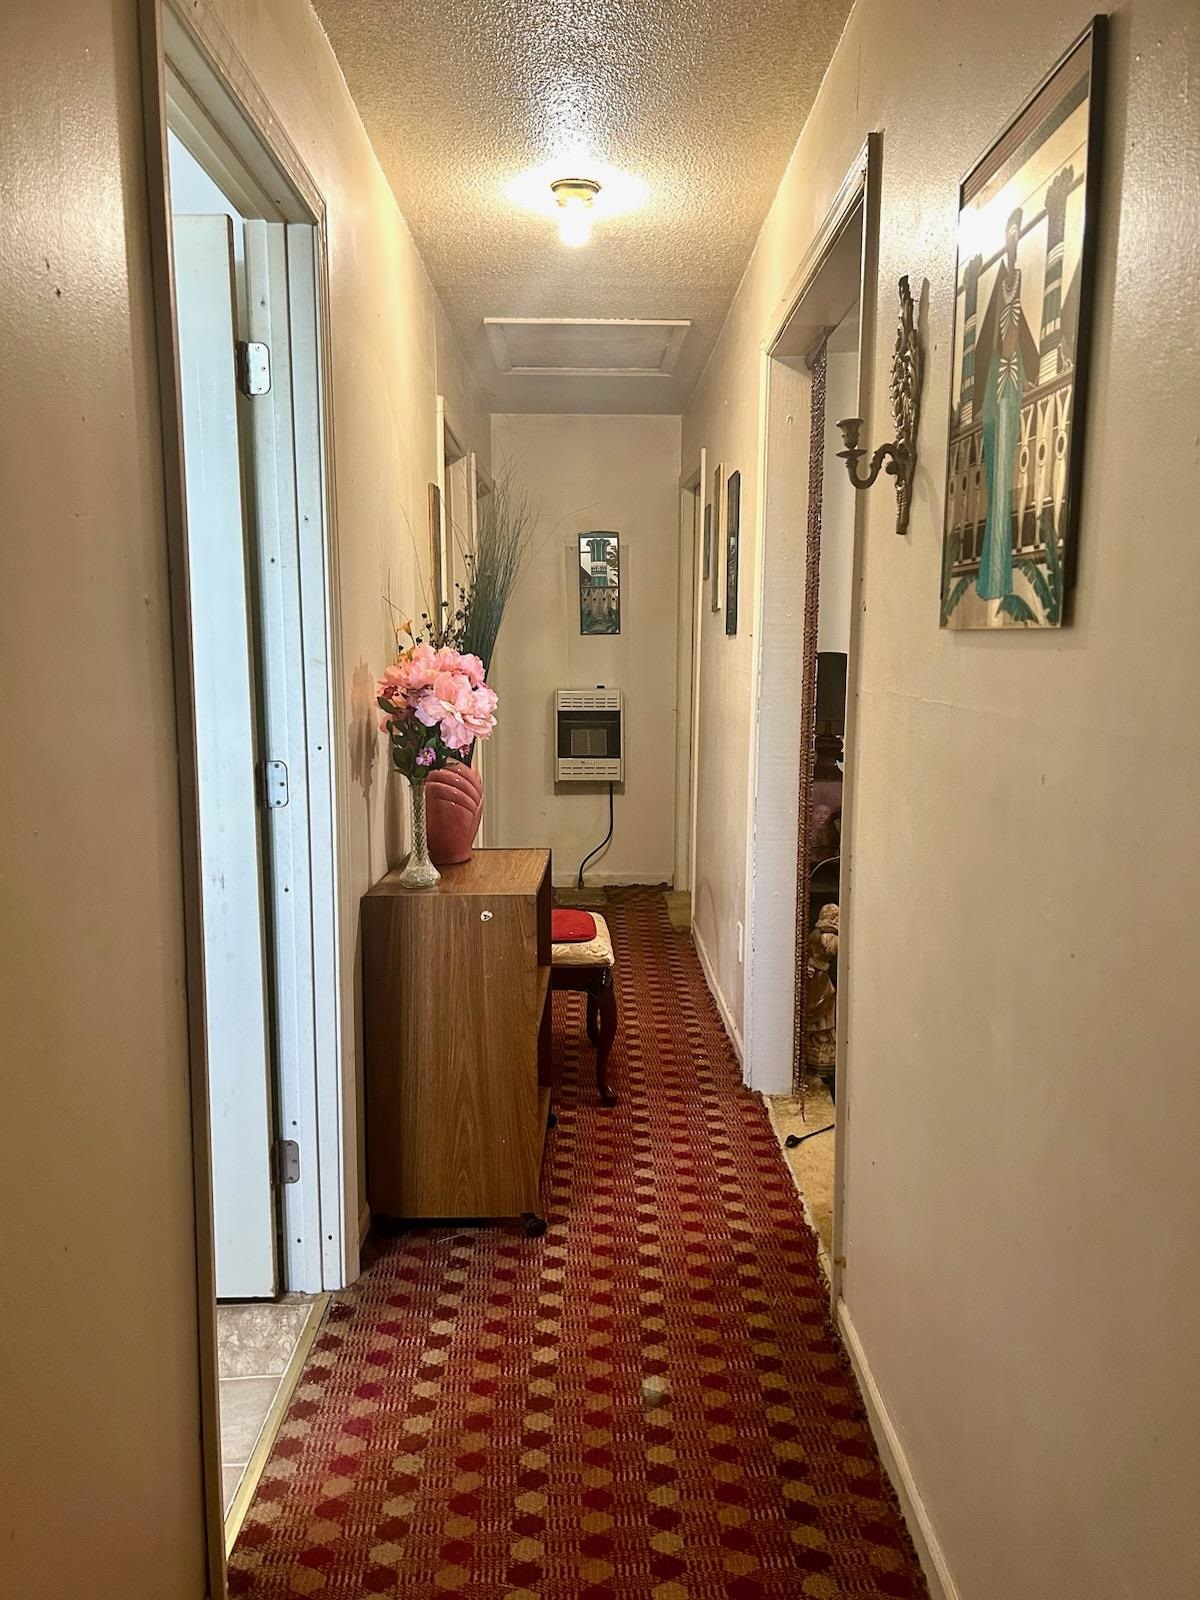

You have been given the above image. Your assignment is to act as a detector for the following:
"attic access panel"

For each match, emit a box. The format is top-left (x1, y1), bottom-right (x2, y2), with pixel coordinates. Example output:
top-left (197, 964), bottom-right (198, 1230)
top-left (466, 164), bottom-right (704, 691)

top-left (484, 317), bottom-right (690, 377)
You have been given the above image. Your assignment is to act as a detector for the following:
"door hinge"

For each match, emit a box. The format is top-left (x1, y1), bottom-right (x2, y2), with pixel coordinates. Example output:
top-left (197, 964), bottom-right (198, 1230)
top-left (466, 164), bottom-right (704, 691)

top-left (273, 1138), bottom-right (300, 1186)
top-left (257, 759), bottom-right (289, 808)
top-left (236, 339), bottom-right (271, 397)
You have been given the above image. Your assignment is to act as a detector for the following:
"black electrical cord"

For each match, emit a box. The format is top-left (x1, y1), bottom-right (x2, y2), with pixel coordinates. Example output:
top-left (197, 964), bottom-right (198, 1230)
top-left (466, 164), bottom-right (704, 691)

top-left (784, 1123), bottom-right (835, 1149)
top-left (577, 781), bottom-right (615, 888)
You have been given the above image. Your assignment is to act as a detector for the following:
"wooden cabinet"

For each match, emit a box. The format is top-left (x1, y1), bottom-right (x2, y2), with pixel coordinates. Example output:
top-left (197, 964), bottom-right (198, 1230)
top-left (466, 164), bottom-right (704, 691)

top-left (362, 847), bottom-right (553, 1226)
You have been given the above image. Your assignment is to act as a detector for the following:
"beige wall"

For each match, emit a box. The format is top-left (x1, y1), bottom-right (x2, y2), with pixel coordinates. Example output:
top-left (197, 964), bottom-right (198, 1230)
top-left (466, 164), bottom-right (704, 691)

top-left (0, 1), bottom-right (484, 1594)
top-left (489, 413), bottom-right (682, 885)
top-left (684, 2), bottom-right (1200, 1597)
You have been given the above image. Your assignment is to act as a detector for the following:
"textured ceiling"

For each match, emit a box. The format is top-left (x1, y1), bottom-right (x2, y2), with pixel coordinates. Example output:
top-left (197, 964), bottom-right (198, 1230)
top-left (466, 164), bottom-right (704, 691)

top-left (313, 0), bottom-right (853, 414)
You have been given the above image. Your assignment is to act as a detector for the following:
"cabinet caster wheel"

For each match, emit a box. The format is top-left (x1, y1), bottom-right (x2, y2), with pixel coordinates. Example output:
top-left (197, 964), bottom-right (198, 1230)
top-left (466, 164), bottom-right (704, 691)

top-left (546, 1110), bottom-right (558, 1129)
top-left (521, 1212), bottom-right (547, 1239)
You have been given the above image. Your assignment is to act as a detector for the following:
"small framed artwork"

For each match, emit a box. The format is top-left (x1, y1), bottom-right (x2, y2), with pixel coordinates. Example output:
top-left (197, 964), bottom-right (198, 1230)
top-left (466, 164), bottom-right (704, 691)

top-left (941, 16), bottom-right (1107, 630)
top-left (725, 469), bottom-right (741, 637)
top-left (711, 462), bottom-right (726, 612)
top-left (702, 501), bottom-right (712, 583)
top-left (579, 531), bottom-right (620, 635)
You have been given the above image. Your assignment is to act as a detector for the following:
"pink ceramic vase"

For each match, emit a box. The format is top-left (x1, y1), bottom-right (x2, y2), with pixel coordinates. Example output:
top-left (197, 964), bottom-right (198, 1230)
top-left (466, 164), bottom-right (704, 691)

top-left (425, 759), bottom-right (484, 866)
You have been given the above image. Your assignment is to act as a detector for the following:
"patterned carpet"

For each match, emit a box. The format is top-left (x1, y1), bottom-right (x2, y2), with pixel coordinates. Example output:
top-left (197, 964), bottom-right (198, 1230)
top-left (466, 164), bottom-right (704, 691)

top-left (229, 889), bottom-right (926, 1598)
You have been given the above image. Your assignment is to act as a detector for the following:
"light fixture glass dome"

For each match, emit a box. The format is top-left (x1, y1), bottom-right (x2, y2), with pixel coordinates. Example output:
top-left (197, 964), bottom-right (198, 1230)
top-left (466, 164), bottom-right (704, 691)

top-left (551, 178), bottom-right (600, 248)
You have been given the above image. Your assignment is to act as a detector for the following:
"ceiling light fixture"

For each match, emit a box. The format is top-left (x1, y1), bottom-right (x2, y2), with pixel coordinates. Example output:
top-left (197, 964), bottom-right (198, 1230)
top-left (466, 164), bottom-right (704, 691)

top-left (551, 178), bottom-right (601, 247)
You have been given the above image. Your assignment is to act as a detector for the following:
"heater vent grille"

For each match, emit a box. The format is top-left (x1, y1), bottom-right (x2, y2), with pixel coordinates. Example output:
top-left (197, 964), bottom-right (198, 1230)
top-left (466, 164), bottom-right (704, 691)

top-left (557, 689), bottom-right (623, 713)
top-left (555, 689), bottom-right (623, 783)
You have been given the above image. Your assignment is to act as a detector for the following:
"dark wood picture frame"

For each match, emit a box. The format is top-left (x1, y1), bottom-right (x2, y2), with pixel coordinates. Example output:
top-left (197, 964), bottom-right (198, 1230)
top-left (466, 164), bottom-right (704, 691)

top-left (941, 15), bottom-right (1107, 630)
top-left (724, 469), bottom-right (741, 636)
top-left (710, 463), bottom-right (726, 613)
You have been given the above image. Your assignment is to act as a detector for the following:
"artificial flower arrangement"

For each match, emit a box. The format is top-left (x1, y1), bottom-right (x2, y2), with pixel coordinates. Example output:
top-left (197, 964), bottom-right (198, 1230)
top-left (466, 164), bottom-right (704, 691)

top-left (377, 630), bottom-right (499, 888)
top-left (379, 467), bottom-right (529, 886)
top-left (377, 633), bottom-right (499, 777)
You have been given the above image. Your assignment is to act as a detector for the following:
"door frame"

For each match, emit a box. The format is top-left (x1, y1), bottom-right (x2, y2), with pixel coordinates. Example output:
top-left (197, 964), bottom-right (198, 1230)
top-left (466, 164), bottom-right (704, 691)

top-left (140, 1), bottom-right (351, 1589)
top-left (676, 450), bottom-right (707, 897)
top-left (742, 135), bottom-right (882, 1310)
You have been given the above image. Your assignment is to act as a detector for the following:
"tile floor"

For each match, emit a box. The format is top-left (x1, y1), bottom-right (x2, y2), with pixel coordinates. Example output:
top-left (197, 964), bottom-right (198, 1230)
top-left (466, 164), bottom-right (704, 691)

top-left (217, 1299), bottom-right (324, 1514)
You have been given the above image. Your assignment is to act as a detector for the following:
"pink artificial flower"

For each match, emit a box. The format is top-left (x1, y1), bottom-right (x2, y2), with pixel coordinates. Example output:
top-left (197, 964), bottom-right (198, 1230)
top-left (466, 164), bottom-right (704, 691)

top-left (378, 646), bottom-right (496, 754)
top-left (434, 670), bottom-right (474, 711)
top-left (463, 684), bottom-right (498, 738)
top-left (415, 746), bottom-right (436, 767)
top-left (459, 652), bottom-right (486, 688)
top-left (377, 663), bottom-right (407, 705)
top-left (378, 643), bottom-right (439, 703)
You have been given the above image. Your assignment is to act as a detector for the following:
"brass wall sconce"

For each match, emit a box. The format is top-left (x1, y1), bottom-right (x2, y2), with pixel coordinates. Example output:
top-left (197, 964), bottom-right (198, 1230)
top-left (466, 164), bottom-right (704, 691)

top-left (836, 275), bottom-right (923, 534)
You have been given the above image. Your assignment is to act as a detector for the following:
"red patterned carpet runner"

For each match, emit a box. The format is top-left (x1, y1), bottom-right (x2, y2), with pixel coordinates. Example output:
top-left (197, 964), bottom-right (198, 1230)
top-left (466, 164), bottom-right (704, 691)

top-left (230, 889), bottom-right (926, 1598)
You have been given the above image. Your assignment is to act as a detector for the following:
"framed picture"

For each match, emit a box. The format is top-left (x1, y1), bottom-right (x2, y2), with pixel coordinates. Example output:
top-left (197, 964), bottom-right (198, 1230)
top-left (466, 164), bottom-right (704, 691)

top-left (711, 463), bottom-right (726, 612)
top-left (702, 501), bottom-right (712, 582)
top-left (941, 16), bottom-right (1107, 630)
top-left (579, 531), bottom-right (620, 635)
top-left (725, 469), bottom-right (741, 636)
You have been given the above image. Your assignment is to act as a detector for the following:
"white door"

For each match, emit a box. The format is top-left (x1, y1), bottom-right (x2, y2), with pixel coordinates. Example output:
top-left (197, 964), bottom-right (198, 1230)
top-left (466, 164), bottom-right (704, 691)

top-left (174, 214), bottom-right (278, 1300)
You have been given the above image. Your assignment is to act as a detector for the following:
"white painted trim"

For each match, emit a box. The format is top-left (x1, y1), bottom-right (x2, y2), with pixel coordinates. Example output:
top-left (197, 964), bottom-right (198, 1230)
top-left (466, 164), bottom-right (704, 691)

top-left (286, 225), bottom-right (347, 1294)
top-left (837, 1302), bottom-right (960, 1600)
top-left (737, 133), bottom-right (884, 1300)
top-left (692, 924), bottom-right (744, 1064)
top-left (740, 341), bottom-right (778, 1093)
top-left (687, 446), bottom-right (706, 903)
top-left (828, 135), bottom-right (884, 1312)
top-left (673, 465), bottom-right (701, 892)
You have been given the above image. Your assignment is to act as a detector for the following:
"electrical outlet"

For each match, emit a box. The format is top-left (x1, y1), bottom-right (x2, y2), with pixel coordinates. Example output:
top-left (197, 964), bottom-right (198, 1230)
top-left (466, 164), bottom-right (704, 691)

top-left (736, 919), bottom-right (744, 963)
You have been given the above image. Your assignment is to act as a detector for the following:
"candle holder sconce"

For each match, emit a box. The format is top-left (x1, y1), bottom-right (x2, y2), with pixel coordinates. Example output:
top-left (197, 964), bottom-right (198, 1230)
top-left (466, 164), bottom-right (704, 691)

top-left (836, 275), bottom-right (924, 534)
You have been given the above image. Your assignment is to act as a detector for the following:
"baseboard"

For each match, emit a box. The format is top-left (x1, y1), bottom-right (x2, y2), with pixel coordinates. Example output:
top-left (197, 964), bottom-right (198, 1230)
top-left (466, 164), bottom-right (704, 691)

top-left (551, 871), bottom-right (670, 888)
top-left (837, 1301), bottom-right (960, 1600)
top-left (692, 924), bottom-right (744, 1063)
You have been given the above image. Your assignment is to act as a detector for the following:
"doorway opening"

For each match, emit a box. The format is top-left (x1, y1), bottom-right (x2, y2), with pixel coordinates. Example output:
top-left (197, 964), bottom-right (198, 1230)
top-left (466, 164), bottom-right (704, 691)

top-left (671, 449), bottom-right (706, 923)
top-left (145, 1), bottom-right (350, 1576)
top-left (743, 139), bottom-right (881, 1300)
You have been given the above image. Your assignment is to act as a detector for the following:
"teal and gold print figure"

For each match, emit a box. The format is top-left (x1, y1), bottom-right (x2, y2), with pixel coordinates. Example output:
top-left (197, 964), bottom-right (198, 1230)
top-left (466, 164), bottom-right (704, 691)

top-left (941, 23), bottom-right (1104, 630)
top-left (974, 207), bottom-right (1039, 602)
top-left (579, 532), bottom-right (620, 635)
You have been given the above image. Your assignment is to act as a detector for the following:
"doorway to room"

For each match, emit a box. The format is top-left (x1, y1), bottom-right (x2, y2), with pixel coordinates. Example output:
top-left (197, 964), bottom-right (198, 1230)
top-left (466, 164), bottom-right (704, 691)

top-left (743, 139), bottom-right (880, 1300)
top-left (146, 2), bottom-right (349, 1570)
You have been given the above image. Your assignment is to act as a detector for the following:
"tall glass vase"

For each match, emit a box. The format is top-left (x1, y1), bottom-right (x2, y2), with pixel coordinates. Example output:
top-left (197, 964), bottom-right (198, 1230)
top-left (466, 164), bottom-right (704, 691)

top-left (398, 777), bottom-right (441, 889)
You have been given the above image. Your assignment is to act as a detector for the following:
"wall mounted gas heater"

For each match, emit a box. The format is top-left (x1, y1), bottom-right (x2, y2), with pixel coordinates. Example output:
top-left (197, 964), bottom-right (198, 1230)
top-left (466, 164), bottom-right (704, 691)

top-left (555, 688), bottom-right (623, 783)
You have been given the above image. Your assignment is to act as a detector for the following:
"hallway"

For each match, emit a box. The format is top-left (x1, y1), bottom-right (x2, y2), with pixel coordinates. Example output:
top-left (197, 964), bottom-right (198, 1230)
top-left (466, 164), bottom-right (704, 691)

top-left (229, 892), bottom-right (925, 1598)
top-left (6, 3), bottom-right (1199, 1598)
